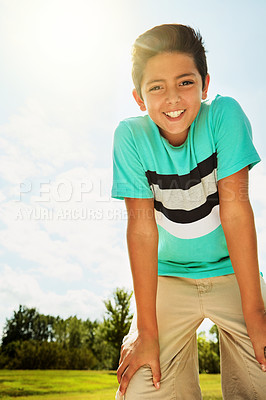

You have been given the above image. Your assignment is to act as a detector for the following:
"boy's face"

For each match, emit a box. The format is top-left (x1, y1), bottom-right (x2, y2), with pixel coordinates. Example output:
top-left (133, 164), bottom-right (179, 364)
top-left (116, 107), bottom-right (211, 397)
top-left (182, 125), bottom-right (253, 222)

top-left (133, 52), bottom-right (210, 146)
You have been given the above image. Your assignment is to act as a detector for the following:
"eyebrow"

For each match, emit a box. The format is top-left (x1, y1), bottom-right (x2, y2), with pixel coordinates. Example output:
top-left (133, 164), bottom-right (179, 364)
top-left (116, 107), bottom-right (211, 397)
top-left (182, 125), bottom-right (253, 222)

top-left (146, 73), bottom-right (197, 86)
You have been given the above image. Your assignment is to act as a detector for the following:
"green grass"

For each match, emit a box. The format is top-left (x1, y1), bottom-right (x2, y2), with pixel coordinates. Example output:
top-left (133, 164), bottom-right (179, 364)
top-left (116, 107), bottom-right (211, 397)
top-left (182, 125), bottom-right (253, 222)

top-left (0, 370), bottom-right (222, 399)
top-left (199, 374), bottom-right (223, 400)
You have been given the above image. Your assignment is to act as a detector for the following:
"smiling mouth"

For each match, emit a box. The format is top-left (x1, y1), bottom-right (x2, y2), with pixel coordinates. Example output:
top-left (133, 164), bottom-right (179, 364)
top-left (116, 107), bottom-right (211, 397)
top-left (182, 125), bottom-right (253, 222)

top-left (163, 110), bottom-right (185, 118)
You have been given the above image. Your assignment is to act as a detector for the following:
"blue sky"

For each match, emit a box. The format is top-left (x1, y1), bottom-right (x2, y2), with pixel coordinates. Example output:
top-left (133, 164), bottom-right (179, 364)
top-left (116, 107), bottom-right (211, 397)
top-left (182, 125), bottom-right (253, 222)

top-left (0, 0), bottom-right (266, 338)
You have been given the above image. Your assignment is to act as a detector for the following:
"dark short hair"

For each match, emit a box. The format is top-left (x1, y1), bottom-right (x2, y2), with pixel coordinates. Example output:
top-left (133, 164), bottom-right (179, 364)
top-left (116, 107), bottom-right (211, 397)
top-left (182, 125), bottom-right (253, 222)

top-left (132, 24), bottom-right (208, 99)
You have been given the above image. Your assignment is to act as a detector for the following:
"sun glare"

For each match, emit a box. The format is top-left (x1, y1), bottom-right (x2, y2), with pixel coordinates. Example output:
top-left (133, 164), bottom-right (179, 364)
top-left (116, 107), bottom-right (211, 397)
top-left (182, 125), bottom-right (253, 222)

top-left (4, 0), bottom-right (128, 92)
top-left (35, 2), bottom-right (101, 67)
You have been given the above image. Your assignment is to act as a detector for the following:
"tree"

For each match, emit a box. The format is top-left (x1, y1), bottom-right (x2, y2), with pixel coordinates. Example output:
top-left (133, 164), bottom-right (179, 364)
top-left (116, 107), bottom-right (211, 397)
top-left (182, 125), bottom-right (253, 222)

top-left (52, 316), bottom-right (68, 346)
top-left (101, 288), bottom-right (133, 369)
top-left (197, 324), bottom-right (220, 373)
top-left (67, 316), bottom-right (84, 349)
top-left (209, 324), bottom-right (220, 357)
top-left (83, 319), bottom-right (99, 352)
top-left (1, 305), bottom-right (55, 348)
top-left (92, 322), bottom-right (118, 370)
top-left (0, 290), bottom-right (133, 370)
top-left (1, 306), bottom-right (99, 370)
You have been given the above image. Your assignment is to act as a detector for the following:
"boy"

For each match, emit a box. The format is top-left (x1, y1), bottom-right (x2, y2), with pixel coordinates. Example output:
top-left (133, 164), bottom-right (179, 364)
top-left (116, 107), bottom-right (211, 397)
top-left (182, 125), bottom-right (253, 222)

top-left (112, 24), bottom-right (266, 399)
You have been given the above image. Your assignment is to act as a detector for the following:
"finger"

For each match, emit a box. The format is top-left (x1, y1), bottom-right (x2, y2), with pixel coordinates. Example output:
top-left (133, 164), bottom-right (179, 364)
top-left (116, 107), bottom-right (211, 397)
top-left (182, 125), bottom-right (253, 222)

top-left (262, 347), bottom-right (266, 372)
top-left (119, 348), bottom-right (125, 365)
top-left (119, 364), bottom-right (139, 396)
top-left (150, 360), bottom-right (161, 389)
top-left (117, 356), bottom-right (130, 383)
top-left (255, 346), bottom-right (266, 371)
top-left (119, 342), bottom-right (132, 364)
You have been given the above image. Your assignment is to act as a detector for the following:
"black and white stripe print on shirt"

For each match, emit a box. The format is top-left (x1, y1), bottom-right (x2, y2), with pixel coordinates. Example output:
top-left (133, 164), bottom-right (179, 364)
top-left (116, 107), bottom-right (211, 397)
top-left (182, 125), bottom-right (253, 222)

top-left (145, 152), bottom-right (221, 240)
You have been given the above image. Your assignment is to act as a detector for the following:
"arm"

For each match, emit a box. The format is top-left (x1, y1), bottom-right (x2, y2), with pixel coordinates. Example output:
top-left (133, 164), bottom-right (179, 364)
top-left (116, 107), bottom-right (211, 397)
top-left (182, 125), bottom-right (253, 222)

top-left (126, 198), bottom-right (159, 337)
top-left (117, 198), bottom-right (161, 395)
top-left (218, 167), bottom-right (266, 370)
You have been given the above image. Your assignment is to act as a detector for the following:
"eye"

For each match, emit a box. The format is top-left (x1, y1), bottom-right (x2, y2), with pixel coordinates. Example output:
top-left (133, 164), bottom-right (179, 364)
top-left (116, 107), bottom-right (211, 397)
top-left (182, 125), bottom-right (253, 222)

top-left (180, 80), bottom-right (193, 86)
top-left (149, 85), bottom-right (162, 92)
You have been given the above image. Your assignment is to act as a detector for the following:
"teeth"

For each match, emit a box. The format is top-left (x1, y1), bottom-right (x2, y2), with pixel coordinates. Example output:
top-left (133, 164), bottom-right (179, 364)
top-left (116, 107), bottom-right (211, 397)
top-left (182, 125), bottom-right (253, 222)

top-left (165, 110), bottom-right (184, 118)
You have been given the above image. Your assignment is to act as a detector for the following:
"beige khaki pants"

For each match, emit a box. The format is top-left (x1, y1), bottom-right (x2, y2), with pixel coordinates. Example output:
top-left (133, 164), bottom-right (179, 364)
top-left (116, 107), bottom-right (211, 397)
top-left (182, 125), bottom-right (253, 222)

top-left (116, 273), bottom-right (266, 399)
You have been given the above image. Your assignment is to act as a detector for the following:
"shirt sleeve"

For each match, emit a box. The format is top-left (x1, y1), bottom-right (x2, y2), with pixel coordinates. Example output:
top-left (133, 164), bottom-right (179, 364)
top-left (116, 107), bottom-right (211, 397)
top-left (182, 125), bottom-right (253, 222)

top-left (111, 120), bottom-right (154, 200)
top-left (211, 95), bottom-right (261, 181)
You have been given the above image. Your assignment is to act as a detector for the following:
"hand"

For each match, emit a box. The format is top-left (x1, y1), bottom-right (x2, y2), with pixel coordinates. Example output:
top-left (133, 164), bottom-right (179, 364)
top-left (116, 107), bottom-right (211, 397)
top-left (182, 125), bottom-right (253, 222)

top-left (245, 309), bottom-right (266, 371)
top-left (117, 332), bottom-right (161, 396)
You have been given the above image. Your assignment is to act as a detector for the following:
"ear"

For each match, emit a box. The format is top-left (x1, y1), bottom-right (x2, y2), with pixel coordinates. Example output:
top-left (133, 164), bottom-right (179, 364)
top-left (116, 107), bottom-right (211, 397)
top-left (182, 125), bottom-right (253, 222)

top-left (202, 74), bottom-right (210, 100)
top-left (132, 88), bottom-right (146, 111)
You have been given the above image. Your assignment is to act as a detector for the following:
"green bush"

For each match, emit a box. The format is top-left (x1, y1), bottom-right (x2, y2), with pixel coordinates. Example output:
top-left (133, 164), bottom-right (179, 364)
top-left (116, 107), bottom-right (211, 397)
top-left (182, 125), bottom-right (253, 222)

top-left (0, 340), bottom-right (97, 370)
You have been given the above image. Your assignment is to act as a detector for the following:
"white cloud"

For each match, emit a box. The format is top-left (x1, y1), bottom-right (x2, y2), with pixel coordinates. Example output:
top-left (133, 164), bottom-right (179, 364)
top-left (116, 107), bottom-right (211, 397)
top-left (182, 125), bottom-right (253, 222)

top-left (0, 190), bottom-right (6, 203)
top-left (0, 98), bottom-right (95, 185)
top-left (0, 136), bottom-right (38, 184)
top-left (0, 202), bottom-right (84, 282)
top-left (0, 162), bottom-right (131, 287)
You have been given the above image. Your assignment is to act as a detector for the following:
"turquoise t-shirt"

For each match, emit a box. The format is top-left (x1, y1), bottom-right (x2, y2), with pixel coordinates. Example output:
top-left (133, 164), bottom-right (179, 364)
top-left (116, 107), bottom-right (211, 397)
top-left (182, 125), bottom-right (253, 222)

top-left (111, 95), bottom-right (261, 279)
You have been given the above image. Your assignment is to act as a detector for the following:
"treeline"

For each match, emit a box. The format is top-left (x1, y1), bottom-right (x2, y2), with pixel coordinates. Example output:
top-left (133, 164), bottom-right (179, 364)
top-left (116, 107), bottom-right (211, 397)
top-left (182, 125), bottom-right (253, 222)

top-left (0, 288), bottom-right (220, 372)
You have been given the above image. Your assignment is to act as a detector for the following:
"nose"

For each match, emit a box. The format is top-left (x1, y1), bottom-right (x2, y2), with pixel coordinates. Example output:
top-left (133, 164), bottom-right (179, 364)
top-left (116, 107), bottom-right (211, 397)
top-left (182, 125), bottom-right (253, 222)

top-left (165, 88), bottom-right (180, 104)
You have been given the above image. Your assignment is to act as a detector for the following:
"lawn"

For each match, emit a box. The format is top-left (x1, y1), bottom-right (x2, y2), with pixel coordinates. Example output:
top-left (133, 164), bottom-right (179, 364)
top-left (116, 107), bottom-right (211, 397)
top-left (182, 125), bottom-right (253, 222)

top-left (0, 370), bottom-right (223, 399)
